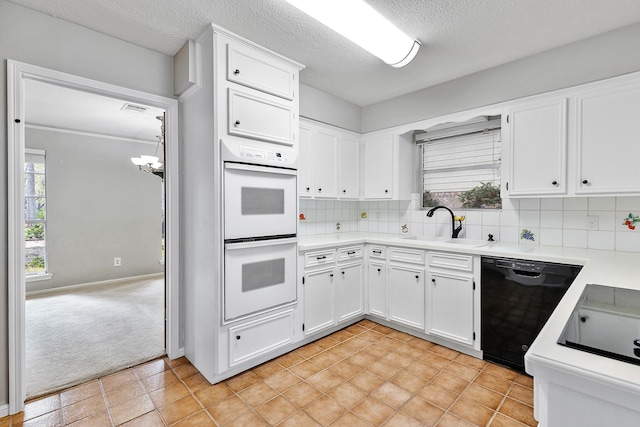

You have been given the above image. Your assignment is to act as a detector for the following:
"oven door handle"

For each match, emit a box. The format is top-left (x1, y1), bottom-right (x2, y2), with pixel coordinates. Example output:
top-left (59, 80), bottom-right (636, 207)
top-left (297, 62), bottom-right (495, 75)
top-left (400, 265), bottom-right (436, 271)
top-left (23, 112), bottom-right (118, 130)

top-left (224, 237), bottom-right (297, 250)
top-left (224, 161), bottom-right (297, 175)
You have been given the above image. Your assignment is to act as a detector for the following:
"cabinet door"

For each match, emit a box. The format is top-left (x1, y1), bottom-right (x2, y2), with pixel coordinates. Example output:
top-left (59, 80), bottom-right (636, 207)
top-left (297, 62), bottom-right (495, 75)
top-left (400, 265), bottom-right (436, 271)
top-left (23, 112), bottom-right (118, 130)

top-left (313, 128), bottom-right (338, 198)
top-left (228, 88), bottom-right (295, 146)
top-left (363, 135), bottom-right (393, 199)
top-left (337, 262), bottom-right (364, 322)
top-left (576, 82), bottom-right (640, 194)
top-left (506, 98), bottom-right (567, 196)
top-left (388, 265), bottom-right (425, 329)
top-left (339, 135), bottom-right (360, 199)
top-left (427, 271), bottom-right (474, 346)
top-left (368, 261), bottom-right (386, 318)
top-left (226, 41), bottom-right (296, 100)
top-left (304, 267), bottom-right (336, 335)
top-left (228, 310), bottom-right (294, 367)
top-left (298, 123), bottom-right (314, 197)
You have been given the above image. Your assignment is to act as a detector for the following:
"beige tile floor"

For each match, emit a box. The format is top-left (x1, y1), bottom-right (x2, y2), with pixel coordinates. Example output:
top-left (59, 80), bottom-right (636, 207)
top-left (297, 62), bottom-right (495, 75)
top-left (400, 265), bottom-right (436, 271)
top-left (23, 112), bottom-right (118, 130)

top-left (1, 320), bottom-right (536, 426)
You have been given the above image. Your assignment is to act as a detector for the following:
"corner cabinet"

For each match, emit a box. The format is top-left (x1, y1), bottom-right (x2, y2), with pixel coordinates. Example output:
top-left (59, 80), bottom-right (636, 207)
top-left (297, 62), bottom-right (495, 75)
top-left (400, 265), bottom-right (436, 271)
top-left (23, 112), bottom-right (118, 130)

top-left (362, 132), bottom-right (413, 200)
top-left (504, 98), bottom-right (568, 196)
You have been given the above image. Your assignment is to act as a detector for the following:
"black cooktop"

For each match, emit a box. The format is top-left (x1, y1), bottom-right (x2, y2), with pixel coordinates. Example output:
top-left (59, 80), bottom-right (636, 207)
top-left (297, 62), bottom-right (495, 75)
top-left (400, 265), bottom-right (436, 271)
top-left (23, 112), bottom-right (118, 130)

top-left (558, 284), bottom-right (640, 366)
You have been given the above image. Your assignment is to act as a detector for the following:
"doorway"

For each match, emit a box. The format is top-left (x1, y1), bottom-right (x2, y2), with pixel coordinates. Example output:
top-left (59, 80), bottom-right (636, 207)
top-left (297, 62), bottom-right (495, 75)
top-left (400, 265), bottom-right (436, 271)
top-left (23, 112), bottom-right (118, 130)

top-left (7, 61), bottom-right (180, 414)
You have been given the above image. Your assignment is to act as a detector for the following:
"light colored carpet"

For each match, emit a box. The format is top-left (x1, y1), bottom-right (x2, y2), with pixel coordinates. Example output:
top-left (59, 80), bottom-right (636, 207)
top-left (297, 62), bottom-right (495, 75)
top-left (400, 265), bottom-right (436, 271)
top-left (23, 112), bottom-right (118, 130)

top-left (26, 277), bottom-right (165, 398)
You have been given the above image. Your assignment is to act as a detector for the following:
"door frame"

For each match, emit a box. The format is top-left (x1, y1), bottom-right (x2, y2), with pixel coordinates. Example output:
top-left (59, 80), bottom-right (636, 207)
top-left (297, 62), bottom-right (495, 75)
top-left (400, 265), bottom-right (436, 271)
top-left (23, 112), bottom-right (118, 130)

top-left (7, 60), bottom-right (181, 414)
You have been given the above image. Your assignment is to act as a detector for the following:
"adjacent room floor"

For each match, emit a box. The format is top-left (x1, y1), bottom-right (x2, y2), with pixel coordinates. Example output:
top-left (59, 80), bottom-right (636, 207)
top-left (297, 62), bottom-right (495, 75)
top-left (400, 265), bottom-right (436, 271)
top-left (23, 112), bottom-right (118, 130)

top-left (4, 319), bottom-right (535, 426)
top-left (25, 277), bottom-right (165, 398)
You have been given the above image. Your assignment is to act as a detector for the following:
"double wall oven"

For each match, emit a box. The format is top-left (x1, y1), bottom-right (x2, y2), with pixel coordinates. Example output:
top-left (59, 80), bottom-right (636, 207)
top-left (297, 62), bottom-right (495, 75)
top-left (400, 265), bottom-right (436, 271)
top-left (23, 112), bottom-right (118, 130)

top-left (223, 142), bottom-right (298, 321)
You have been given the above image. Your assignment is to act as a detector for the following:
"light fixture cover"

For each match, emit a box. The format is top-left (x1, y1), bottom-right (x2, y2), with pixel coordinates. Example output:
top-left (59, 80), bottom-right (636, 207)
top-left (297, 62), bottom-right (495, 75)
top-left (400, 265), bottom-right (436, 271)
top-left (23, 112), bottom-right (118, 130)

top-left (286, 0), bottom-right (420, 67)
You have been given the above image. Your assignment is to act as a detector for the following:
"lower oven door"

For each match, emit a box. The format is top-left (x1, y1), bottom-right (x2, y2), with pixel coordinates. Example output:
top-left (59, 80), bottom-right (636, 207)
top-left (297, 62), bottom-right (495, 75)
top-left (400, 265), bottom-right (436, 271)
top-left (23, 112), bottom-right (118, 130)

top-left (224, 162), bottom-right (297, 240)
top-left (224, 237), bottom-right (297, 321)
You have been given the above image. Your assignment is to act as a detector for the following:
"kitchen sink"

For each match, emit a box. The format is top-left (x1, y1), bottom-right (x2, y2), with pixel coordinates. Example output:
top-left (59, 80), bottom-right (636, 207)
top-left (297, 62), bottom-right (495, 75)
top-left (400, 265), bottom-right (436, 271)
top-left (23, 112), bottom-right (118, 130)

top-left (398, 236), bottom-right (491, 247)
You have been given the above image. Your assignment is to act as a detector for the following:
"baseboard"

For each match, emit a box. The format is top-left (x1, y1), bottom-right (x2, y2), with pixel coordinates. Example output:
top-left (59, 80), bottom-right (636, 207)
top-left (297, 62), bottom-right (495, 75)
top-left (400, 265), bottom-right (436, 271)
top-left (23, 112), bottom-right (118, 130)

top-left (26, 273), bottom-right (164, 297)
top-left (0, 404), bottom-right (9, 418)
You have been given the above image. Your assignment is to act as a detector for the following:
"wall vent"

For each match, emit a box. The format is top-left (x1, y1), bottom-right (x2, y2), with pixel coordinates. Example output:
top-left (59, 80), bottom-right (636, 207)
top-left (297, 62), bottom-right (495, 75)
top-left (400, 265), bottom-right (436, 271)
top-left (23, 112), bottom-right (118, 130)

top-left (121, 103), bottom-right (149, 114)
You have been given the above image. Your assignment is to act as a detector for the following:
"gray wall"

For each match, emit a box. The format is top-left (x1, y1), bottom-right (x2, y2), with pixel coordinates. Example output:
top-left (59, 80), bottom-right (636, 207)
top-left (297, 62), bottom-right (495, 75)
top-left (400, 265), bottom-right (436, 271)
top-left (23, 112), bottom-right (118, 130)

top-left (26, 128), bottom-right (164, 293)
top-left (0, 0), bottom-right (174, 408)
top-left (363, 21), bottom-right (640, 132)
top-left (300, 84), bottom-right (362, 133)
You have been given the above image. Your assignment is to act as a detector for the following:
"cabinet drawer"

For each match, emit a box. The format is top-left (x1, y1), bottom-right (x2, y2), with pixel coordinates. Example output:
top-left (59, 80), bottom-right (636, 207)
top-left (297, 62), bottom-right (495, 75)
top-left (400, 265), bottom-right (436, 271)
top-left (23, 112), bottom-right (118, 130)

top-left (389, 247), bottom-right (426, 265)
top-left (228, 88), bottom-right (294, 146)
top-left (368, 246), bottom-right (386, 259)
top-left (228, 310), bottom-right (294, 367)
top-left (429, 252), bottom-right (473, 272)
top-left (337, 246), bottom-right (363, 262)
top-left (227, 42), bottom-right (295, 100)
top-left (304, 249), bottom-right (336, 268)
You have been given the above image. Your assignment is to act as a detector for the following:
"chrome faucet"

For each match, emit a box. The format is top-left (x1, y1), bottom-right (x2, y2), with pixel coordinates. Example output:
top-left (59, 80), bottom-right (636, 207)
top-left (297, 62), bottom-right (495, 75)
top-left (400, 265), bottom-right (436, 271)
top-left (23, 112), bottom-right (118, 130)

top-left (426, 206), bottom-right (462, 238)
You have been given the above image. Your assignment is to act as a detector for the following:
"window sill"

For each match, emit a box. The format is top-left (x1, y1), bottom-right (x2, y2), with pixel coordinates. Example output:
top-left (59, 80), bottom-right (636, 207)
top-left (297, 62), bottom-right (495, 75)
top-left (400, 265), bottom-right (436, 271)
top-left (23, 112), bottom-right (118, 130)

top-left (26, 273), bottom-right (53, 283)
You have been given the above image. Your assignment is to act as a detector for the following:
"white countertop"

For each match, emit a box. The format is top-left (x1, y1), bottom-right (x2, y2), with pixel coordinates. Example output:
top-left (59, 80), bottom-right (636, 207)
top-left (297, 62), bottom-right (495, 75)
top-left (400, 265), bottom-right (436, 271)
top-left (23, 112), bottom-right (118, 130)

top-left (299, 232), bottom-right (640, 399)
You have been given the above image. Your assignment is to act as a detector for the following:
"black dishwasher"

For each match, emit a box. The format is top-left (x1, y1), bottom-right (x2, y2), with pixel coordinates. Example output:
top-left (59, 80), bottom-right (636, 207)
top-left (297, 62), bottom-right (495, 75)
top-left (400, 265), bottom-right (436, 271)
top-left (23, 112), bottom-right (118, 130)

top-left (481, 257), bottom-right (582, 371)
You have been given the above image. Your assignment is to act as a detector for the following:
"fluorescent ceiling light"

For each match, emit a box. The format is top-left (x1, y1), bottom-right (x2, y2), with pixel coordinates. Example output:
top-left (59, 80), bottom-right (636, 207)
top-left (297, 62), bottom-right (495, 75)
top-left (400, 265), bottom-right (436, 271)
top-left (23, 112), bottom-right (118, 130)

top-left (286, 0), bottom-right (420, 68)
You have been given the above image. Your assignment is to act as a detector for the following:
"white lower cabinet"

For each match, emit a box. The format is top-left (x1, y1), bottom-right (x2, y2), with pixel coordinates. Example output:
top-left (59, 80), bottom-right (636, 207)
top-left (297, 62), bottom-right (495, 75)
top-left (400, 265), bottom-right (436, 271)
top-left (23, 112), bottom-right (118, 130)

top-left (388, 264), bottom-right (425, 330)
top-left (367, 261), bottom-right (386, 318)
top-left (337, 262), bottom-right (364, 322)
top-left (427, 252), bottom-right (478, 348)
top-left (302, 246), bottom-right (364, 337)
top-left (303, 266), bottom-right (336, 335)
top-left (427, 270), bottom-right (474, 346)
top-left (228, 309), bottom-right (295, 367)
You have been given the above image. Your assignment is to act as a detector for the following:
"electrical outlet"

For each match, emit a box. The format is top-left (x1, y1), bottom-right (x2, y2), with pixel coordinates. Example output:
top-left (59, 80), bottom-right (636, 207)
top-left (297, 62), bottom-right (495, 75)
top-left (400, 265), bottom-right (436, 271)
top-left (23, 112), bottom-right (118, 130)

top-left (114, 257), bottom-right (122, 267)
top-left (586, 215), bottom-right (599, 231)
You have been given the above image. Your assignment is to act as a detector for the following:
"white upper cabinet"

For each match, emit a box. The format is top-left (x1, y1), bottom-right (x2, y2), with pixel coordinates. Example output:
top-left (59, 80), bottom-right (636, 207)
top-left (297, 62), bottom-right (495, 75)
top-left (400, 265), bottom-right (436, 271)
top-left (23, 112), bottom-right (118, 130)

top-left (575, 79), bottom-right (640, 195)
top-left (226, 42), bottom-right (296, 100)
top-left (363, 134), bottom-right (394, 199)
top-left (298, 119), bottom-right (361, 199)
top-left (339, 135), bottom-right (360, 199)
top-left (227, 88), bottom-right (295, 146)
top-left (298, 122), bottom-right (314, 197)
top-left (313, 127), bottom-right (339, 198)
top-left (503, 72), bottom-right (640, 198)
top-left (505, 98), bottom-right (568, 196)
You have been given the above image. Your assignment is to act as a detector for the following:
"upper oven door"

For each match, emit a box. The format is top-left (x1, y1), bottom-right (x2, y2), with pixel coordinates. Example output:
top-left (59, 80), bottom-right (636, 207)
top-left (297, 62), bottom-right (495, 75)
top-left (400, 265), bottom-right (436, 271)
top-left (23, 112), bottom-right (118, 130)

top-left (224, 162), bottom-right (297, 240)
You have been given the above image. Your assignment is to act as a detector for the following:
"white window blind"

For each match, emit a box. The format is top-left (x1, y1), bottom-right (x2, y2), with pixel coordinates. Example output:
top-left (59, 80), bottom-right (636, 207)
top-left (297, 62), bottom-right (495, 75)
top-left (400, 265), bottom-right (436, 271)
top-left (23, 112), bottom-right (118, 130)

top-left (419, 129), bottom-right (501, 193)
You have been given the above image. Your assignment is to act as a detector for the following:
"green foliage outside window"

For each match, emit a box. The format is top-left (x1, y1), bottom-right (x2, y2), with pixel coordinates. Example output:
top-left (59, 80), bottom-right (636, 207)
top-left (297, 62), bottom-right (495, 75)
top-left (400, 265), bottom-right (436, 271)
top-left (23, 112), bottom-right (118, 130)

top-left (458, 182), bottom-right (502, 209)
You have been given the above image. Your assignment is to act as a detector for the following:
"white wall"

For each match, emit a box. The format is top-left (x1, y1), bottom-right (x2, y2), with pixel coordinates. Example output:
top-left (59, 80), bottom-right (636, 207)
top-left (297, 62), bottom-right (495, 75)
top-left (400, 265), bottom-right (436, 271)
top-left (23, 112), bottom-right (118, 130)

top-left (0, 0), bottom-right (174, 407)
top-left (362, 21), bottom-right (640, 133)
top-left (300, 84), bottom-right (362, 133)
top-left (25, 128), bottom-right (164, 293)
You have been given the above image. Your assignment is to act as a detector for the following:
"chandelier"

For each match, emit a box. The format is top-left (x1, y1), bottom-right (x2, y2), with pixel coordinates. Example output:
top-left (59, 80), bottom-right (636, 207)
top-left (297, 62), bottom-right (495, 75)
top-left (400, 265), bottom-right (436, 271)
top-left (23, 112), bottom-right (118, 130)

top-left (131, 114), bottom-right (165, 179)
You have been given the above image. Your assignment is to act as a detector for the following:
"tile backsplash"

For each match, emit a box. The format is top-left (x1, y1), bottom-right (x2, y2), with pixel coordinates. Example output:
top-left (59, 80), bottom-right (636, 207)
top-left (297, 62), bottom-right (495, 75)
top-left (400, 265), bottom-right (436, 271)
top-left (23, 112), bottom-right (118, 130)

top-left (298, 195), bottom-right (640, 253)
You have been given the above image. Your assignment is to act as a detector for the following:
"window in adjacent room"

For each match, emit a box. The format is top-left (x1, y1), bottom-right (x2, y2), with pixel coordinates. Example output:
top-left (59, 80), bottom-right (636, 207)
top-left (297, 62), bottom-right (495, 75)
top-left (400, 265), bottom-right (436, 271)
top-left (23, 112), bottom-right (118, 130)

top-left (25, 148), bottom-right (48, 277)
top-left (416, 116), bottom-right (502, 209)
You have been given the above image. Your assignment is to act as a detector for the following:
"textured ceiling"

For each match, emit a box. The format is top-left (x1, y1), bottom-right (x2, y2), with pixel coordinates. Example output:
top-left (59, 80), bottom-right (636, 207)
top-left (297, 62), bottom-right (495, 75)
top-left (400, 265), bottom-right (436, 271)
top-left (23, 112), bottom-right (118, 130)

top-left (9, 0), bottom-right (640, 106)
